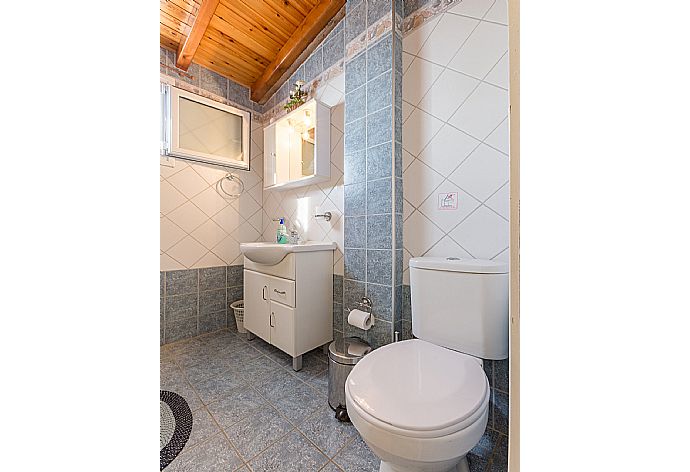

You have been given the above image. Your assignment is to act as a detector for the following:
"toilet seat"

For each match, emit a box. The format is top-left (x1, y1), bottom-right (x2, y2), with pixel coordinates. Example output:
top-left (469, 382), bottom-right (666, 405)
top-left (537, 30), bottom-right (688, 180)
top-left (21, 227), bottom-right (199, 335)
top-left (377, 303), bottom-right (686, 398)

top-left (345, 339), bottom-right (489, 438)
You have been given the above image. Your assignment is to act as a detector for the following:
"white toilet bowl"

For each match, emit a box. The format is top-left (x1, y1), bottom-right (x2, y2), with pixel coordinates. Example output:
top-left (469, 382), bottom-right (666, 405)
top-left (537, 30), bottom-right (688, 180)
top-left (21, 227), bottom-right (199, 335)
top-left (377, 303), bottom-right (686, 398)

top-left (344, 339), bottom-right (490, 472)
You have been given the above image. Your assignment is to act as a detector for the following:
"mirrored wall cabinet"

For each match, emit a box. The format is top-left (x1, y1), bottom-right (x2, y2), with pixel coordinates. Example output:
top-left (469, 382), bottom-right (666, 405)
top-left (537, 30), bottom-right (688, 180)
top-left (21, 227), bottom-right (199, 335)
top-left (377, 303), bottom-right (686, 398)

top-left (263, 99), bottom-right (331, 190)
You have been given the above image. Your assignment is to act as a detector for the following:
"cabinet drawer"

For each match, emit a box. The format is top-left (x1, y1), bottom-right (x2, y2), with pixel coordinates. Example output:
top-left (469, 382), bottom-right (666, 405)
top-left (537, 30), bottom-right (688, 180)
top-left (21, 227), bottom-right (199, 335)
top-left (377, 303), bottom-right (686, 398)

top-left (269, 277), bottom-right (295, 307)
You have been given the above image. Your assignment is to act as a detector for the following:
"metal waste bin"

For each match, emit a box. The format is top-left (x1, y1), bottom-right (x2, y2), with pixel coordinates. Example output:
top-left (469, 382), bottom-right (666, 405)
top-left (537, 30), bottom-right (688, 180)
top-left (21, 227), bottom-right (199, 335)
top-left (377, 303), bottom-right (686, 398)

top-left (328, 337), bottom-right (371, 421)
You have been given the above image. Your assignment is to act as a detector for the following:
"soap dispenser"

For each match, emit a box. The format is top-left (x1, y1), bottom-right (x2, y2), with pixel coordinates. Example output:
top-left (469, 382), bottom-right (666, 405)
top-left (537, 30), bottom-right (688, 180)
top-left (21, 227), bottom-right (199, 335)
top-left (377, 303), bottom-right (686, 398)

top-left (276, 218), bottom-right (289, 244)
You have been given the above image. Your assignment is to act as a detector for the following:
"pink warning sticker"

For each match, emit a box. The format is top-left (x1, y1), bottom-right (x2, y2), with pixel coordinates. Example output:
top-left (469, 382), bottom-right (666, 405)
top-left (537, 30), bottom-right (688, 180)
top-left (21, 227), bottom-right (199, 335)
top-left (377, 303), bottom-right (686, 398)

top-left (438, 192), bottom-right (458, 210)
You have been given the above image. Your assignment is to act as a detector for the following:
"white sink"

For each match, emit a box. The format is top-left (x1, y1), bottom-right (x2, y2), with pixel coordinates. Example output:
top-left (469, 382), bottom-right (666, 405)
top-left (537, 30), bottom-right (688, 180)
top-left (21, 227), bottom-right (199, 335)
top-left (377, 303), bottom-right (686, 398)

top-left (240, 241), bottom-right (337, 265)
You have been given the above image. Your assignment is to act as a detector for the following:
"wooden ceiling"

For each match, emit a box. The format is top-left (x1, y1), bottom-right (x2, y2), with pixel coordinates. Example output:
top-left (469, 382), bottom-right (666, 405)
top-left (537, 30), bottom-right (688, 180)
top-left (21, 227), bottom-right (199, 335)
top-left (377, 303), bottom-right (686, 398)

top-left (160, 0), bottom-right (345, 103)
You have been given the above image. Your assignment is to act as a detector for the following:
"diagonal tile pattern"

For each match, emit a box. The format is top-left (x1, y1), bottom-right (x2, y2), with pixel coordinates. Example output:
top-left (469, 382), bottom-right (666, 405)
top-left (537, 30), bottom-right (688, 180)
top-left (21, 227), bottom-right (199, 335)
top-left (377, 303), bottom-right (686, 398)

top-left (402, 1), bottom-right (510, 284)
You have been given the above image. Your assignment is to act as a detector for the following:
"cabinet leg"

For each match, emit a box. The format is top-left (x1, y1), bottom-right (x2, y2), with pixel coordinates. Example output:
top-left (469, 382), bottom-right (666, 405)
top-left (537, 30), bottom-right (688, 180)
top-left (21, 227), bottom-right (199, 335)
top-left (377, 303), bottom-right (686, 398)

top-left (246, 331), bottom-right (255, 341)
top-left (292, 355), bottom-right (303, 371)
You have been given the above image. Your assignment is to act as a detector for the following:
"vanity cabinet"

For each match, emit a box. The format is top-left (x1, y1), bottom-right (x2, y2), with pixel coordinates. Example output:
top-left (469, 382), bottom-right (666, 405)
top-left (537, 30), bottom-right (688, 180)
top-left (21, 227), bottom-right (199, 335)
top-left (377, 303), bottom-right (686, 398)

top-left (263, 99), bottom-right (331, 190)
top-left (243, 251), bottom-right (334, 370)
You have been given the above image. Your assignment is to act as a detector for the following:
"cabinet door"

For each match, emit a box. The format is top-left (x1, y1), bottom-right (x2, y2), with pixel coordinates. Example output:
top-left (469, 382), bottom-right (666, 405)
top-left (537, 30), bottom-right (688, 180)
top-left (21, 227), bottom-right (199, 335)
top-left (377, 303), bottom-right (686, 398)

top-left (243, 270), bottom-right (271, 342)
top-left (263, 123), bottom-right (276, 188)
top-left (270, 301), bottom-right (295, 356)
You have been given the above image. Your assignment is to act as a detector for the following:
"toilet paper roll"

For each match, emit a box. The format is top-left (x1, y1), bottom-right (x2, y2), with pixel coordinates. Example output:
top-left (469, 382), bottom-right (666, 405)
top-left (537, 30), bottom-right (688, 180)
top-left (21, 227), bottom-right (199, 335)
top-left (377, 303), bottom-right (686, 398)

top-left (348, 309), bottom-right (373, 331)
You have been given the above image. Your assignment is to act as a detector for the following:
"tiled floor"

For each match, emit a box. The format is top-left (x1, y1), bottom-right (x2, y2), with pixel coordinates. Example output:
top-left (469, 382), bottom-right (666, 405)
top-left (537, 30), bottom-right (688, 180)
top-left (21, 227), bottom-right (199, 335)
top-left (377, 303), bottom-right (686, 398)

top-left (160, 328), bottom-right (507, 471)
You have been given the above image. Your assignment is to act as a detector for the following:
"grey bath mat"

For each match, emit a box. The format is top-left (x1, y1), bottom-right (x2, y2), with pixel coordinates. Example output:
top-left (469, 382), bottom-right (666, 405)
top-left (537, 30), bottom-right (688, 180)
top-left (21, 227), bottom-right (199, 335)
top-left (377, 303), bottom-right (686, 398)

top-left (160, 390), bottom-right (193, 470)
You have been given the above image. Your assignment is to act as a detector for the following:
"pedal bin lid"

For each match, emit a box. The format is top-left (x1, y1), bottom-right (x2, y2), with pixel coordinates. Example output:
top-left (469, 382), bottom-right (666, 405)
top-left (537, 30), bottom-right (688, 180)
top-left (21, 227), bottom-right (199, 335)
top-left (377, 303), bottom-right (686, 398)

top-left (329, 337), bottom-right (371, 365)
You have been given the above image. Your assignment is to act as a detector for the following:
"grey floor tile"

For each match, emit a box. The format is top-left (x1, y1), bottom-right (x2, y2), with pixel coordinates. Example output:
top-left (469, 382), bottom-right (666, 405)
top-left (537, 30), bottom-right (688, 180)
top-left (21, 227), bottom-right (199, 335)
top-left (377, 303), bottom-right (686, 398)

top-left (282, 352), bottom-right (328, 381)
top-left (333, 435), bottom-right (380, 472)
top-left (224, 403), bottom-right (294, 462)
top-left (234, 355), bottom-right (282, 384)
top-left (469, 428), bottom-right (500, 461)
top-left (206, 385), bottom-right (266, 430)
top-left (270, 383), bottom-right (326, 425)
top-left (217, 342), bottom-right (263, 366)
top-left (192, 367), bottom-right (248, 405)
top-left (319, 463), bottom-right (345, 472)
top-left (254, 369), bottom-right (303, 399)
top-left (186, 407), bottom-right (221, 449)
top-left (183, 358), bottom-right (232, 386)
top-left (307, 370), bottom-right (329, 397)
top-left (166, 432), bottom-right (244, 472)
top-left (298, 407), bottom-right (358, 458)
top-left (489, 434), bottom-right (508, 472)
top-left (264, 347), bottom-right (295, 367)
top-left (467, 453), bottom-right (489, 472)
top-left (161, 371), bottom-right (204, 413)
top-left (249, 430), bottom-right (329, 472)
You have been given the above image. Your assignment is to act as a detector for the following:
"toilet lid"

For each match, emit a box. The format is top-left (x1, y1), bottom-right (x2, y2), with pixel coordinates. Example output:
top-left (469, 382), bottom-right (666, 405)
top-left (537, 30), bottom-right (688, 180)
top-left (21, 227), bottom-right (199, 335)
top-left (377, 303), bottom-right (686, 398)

top-left (346, 339), bottom-right (488, 432)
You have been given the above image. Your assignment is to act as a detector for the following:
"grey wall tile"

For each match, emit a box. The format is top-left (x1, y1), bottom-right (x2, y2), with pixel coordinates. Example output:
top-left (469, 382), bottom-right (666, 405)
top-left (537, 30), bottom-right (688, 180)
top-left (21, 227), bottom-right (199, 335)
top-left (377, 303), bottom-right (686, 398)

top-left (165, 293), bottom-right (198, 323)
top-left (402, 284), bottom-right (411, 321)
top-left (367, 142), bottom-right (392, 180)
top-left (367, 250), bottom-right (392, 285)
top-left (160, 272), bottom-right (165, 297)
top-left (395, 250), bottom-right (403, 286)
top-left (227, 79), bottom-right (250, 108)
top-left (305, 47), bottom-right (323, 83)
top-left (344, 248), bottom-right (366, 281)
top-left (227, 285), bottom-right (243, 307)
top-left (367, 70), bottom-right (392, 114)
top-left (333, 274), bottom-right (344, 302)
top-left (366, 319), bottom-right (392, 349)
top-left (367, 106), bottom-right (392, 148)
top-left (199, 288), bottom-right (226, 315)
top-left (367, 178), bottom-right (392, 214)
top-left (395, 33), bottom-right (403, 72)
top-left (367, 284), bottom-right (392, 321)
top-left (227, 265), bottom-right (244, 287)
top-left (403, 0), bottom-right (428, 17)
top-left (344, 216), bottom-right (366, 248)
top-left (395, 70), bottom-right (403, 109)
top-left (492, 390), bottom-right (509, 434)
top-left (395, 141), bottom-right (403, 178)
top-left (345, 52), bottom-right (367, 93)
top-left (166, 317), bottom-right (198, 343)
top-left (344, 149), bottom-right (366, 185)
top-left (344, 320), bottom-right (368, 339)
top-left (199, 266), bottom-right (226, 291)
top-left (395, 105), bottom-right (403, 142)
top-left (166, 269), bottom-right (198, 296)
top-left (200, 68), bottom-right (228, 98)
top-left (344, 182), bottom-right (366, 216)
top-left (402, 319), bottom-right (412, 340)
top-left (367, 35), bottom-right (393, 81)
top-left (490, 434), bottom-right (508, 471)
top-left (345, 1), bottom-right (366, 44)
top-left (343, 279), bottom-right (366, 311)
top-left (344, 117), bottom-right (366, 153)
top-left (368, 0), bottom-right (392, 25)
top-left (395, 0), bottom-right (404, 18)
top-left (289, 65), bottom-right (305, 88)
top-left (345, 85), bottom-right (367, 124)
top-left (323, 28), bottom-right (344, 70)
top-left (394, 177), bottom-right (403, 214)
top-left (367, 214), bottom-right (392, 249)
top-left (395, 212), bottom-right (403, 249)
top-left (394, 284), bottom-right (403, 322)
top-left (333, 302), bottom-right (344, 334)
top-left (494, 359), bottom-right (509, 393)
top-left (199, 311), bottom-right (226, 334)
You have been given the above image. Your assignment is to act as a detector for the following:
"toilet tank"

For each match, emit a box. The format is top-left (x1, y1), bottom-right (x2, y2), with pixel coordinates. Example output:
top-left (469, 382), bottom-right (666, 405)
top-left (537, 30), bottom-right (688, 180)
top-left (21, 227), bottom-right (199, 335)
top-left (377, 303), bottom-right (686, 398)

top-left (409, 257), bottom-right (509, 360)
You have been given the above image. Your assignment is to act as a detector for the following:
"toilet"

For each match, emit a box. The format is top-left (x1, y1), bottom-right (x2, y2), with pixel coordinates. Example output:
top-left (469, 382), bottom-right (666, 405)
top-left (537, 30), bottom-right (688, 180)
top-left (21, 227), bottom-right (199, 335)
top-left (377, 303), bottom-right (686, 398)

top-left (344, 257), bottom-right (509, 472)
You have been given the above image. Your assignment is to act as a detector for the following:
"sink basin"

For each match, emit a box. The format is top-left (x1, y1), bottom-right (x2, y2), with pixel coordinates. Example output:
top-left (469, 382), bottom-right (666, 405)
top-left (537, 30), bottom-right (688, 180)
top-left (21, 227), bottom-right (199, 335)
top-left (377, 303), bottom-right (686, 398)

top-left (240, 241), bottom-right (337, 265)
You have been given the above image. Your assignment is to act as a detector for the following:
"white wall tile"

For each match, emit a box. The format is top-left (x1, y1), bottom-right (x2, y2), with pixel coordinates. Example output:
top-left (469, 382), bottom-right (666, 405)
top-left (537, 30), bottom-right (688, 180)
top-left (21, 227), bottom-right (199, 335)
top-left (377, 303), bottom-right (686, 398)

top-left (485, 182), bottom-right (509, 219)
top-left (402, 15), bottom-right (441, 54)
top-left (402, 159), bottom-right (445, 207)
top-left (167, 201), bottom-right (209, 234)
top-left (418, 183), bottom-right (481, 232)
top-left (193, 252), bottom-right (226, 269)
top-left (192, 186), bottom-right (229, 218)
top-left (449, 206), bottom-right (508, 258)
top-left (448, 21), bottom-right (508, 80)
top-left (191, 220), bottom-right (228, 249)
top-left (484, 117), bottom-right (509, 154)
top-left (448, 82), bottom-right (508, 140)
top-left (416, 14), bottom-right (479, 66)
top-left (166, 166), bottom-right (209, 199)
top-left (211, 235), bottom-right (240, 265)
top-left (449, 0), bottom-right (496, 19)
top-left (160, 180), bottom-right (187, 215)
top-left (418, 124), bottom-right (481, 176)
top-left (160, 252), bottom-right (185, 271)
top-left (166, 236), bottom-right (208, 268)
top-left (484, 52), bottom-right (509, 89)
top-left (402, 10), bottom-right (509, 271)
top-left (448, 143), bottom-right (508, 201)
top-left (160, 217), bottom-right (186, 252)
top-left (402, 58), bottom-right (444, 106)
top-left (402, 108), bottom-right (444, 156)
top-left (484, 0), bottom-right (508, 25)
top-left (417, 68), bottom-right (479, 121)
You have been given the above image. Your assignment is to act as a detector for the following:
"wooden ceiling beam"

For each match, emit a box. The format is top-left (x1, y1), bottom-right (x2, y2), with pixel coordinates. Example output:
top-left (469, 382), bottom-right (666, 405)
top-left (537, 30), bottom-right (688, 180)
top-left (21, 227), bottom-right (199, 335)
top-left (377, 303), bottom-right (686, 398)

top-left (250, 0), bottom-right (345, 103)
top-left (176, 0), bottom-right (220, 70)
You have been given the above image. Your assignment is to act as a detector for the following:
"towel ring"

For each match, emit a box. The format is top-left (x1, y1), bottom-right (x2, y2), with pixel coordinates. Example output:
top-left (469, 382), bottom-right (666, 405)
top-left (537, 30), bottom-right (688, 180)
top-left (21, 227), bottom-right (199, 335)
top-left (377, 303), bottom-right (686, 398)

top-left (216, 173), bottom-right (244, 199)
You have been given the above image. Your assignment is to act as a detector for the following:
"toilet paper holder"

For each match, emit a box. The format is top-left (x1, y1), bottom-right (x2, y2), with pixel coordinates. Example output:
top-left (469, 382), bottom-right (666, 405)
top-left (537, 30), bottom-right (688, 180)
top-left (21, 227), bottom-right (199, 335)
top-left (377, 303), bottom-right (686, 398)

top-left (348, 297), bottom-right (373, 314)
